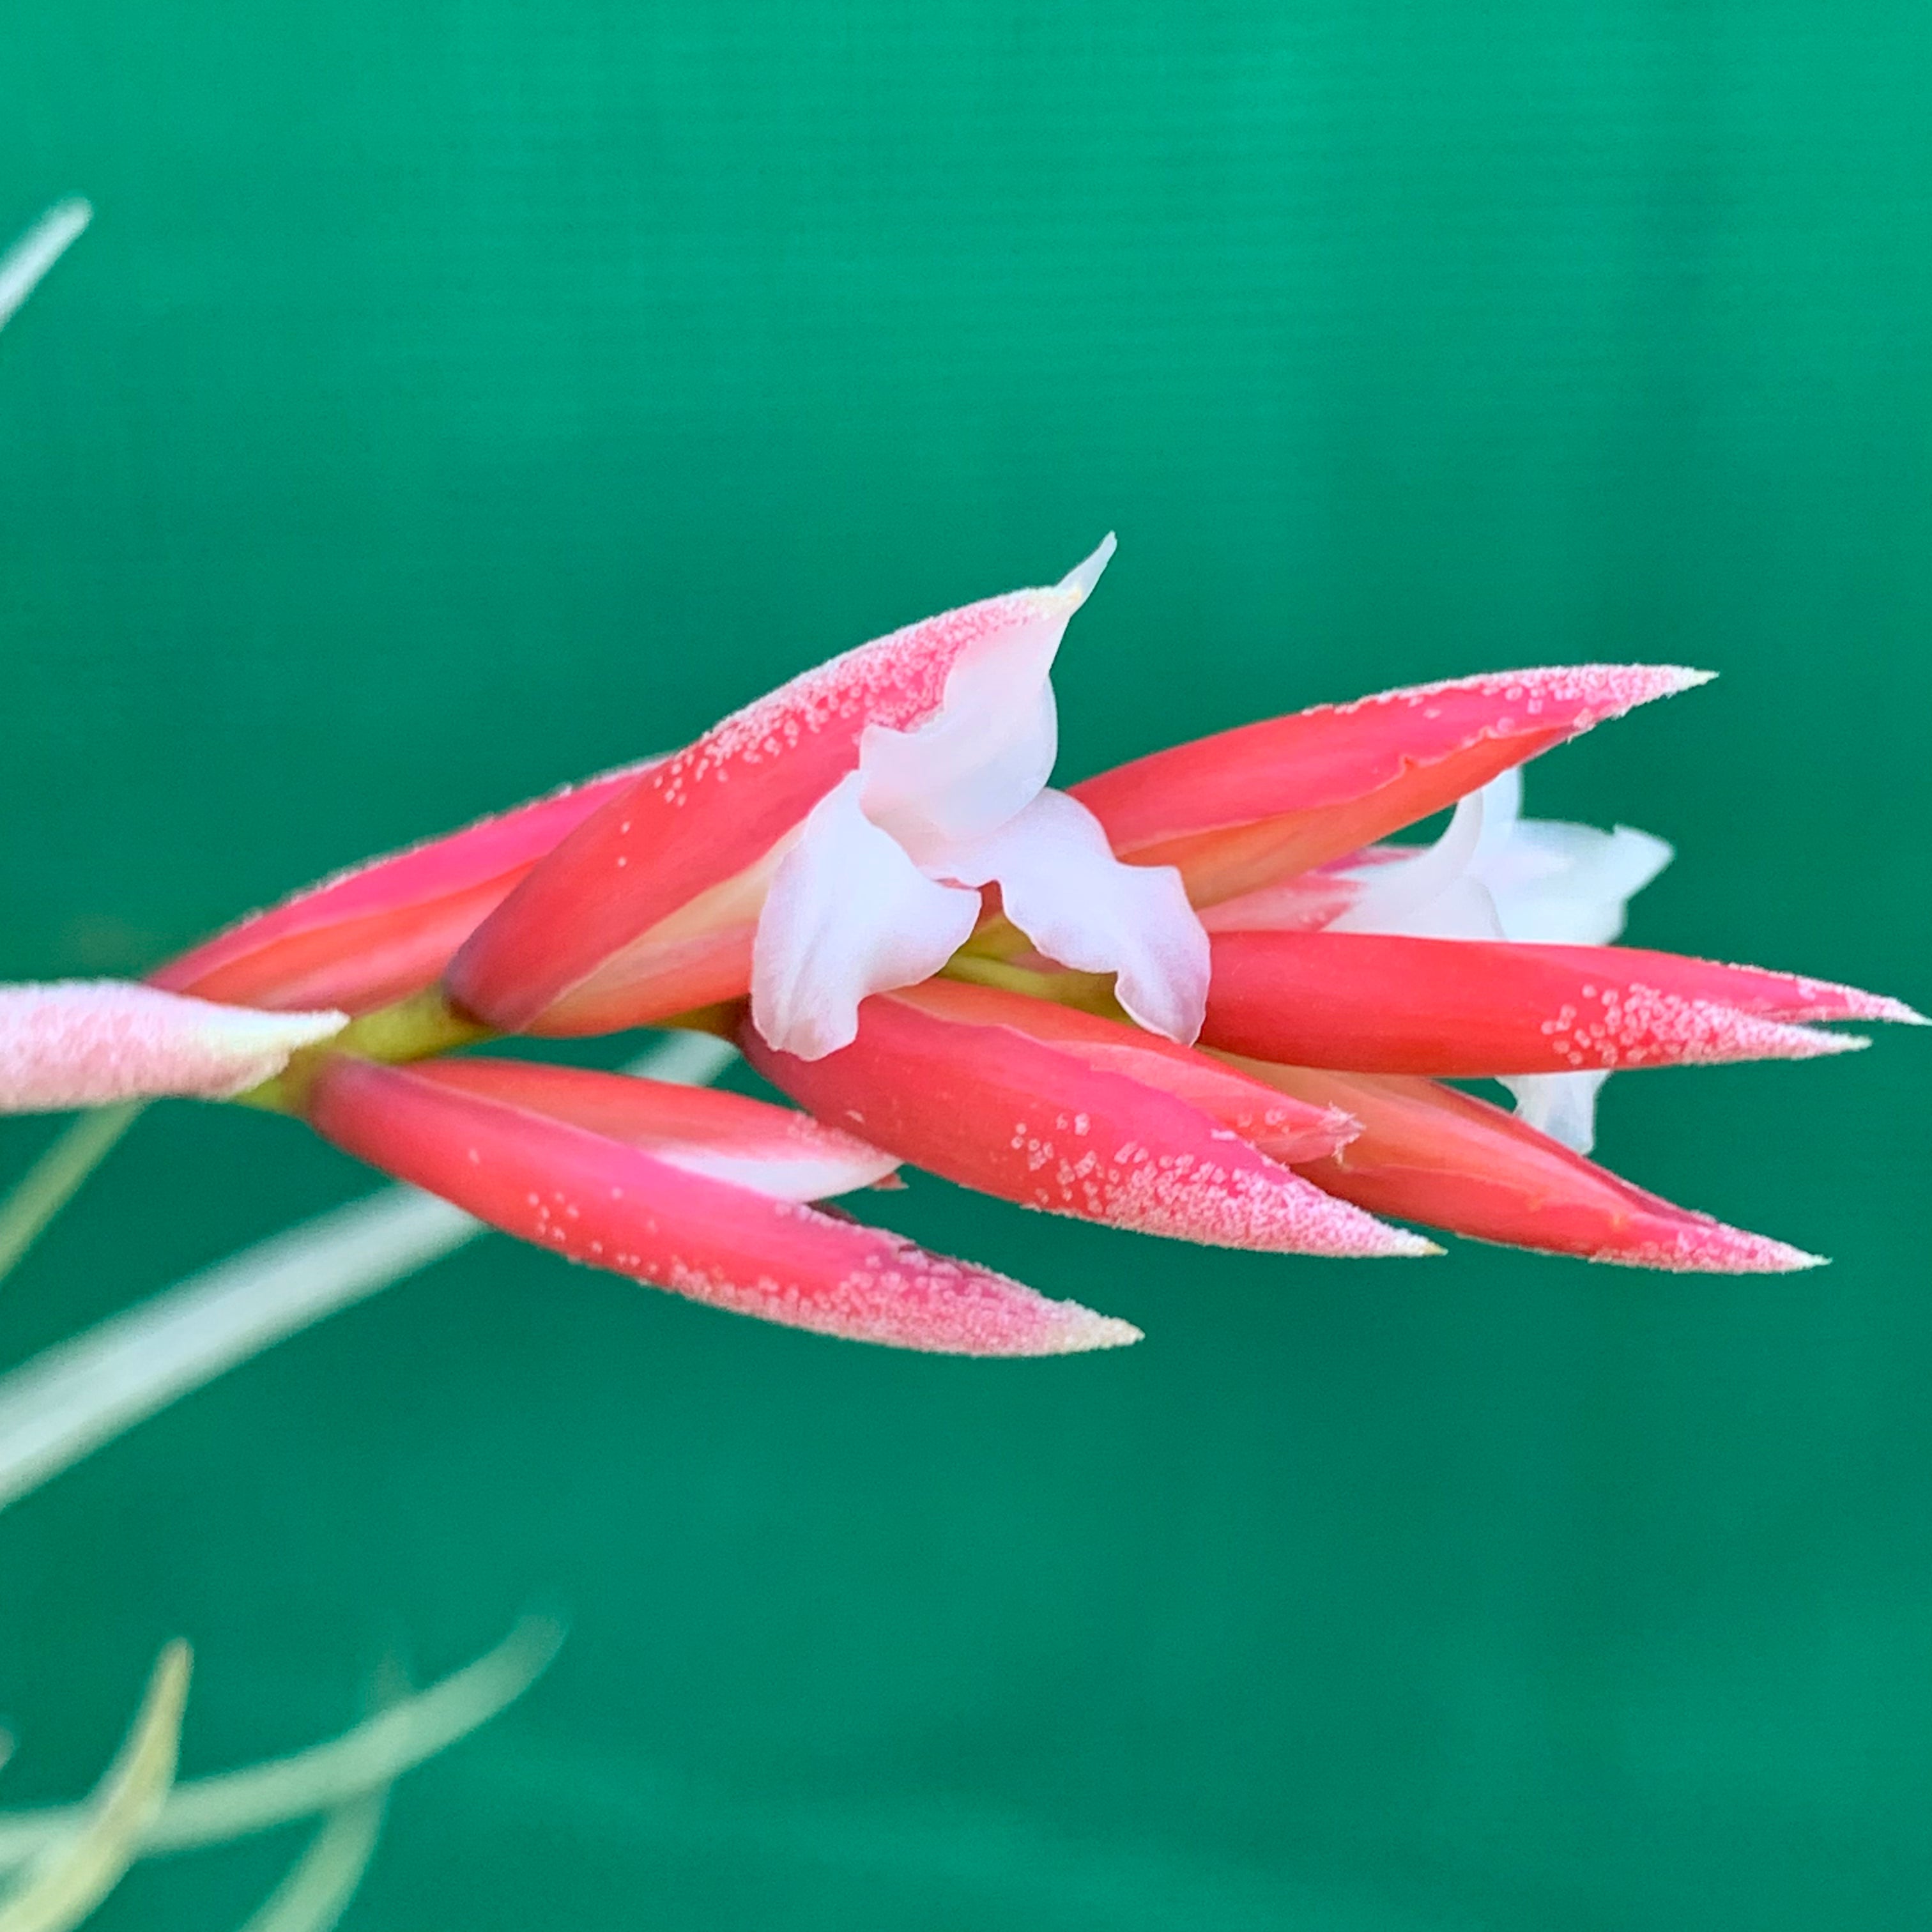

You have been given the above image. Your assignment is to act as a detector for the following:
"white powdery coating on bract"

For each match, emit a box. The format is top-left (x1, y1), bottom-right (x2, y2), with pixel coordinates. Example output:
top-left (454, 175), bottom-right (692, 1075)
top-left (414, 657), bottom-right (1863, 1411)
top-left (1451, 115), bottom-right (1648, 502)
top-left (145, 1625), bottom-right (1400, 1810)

top-left (639, 1236), bottom-right (1136, 1356)
top-left (648, 588), bottom-right (1075, 809)
top-left (1589, 1221), bottom-right (1826, 1275)
top-left (474, 1132), bottom-right (1134, 1354)
top-left (1330, 664), bottom-right (1714, 735)
top-left (1730, 970), bottom-right (1926, 1027)
top-left (996, 1121), bottom-right (1430, 1257)
top-left (0, 981), bottom-right (346, 1112)
top-left (1533, 983), bottom-right (1866, 1070)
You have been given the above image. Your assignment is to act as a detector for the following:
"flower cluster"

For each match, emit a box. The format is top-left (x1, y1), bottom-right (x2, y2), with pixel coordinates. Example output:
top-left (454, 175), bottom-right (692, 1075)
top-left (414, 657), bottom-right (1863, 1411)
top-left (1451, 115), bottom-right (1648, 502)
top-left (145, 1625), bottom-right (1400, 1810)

top-left (2, 544), bottom-right (1918, 1353)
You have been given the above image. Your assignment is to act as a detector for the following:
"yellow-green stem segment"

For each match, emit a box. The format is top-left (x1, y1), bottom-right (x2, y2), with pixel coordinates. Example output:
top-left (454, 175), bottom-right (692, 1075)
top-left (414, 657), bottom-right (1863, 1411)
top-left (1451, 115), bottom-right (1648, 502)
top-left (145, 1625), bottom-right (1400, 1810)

top-left (232, 988), bottom-right (496, 1116)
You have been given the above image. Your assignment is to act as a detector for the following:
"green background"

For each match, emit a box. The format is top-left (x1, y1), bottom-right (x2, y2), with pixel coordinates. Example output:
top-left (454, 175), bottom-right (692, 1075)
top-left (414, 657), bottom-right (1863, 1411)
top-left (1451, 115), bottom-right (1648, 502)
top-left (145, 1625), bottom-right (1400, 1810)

top-left (3, 3), bottom-right (1929, 1926)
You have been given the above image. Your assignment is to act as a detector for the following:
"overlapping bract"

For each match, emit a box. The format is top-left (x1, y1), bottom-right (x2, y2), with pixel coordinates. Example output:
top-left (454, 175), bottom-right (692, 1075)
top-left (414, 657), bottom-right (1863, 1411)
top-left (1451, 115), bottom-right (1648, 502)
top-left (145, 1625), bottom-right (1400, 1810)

top-left (307, 1057), bottom-right (1134, 1355)
top-left (10, 543), bottom-right (1920, 1351)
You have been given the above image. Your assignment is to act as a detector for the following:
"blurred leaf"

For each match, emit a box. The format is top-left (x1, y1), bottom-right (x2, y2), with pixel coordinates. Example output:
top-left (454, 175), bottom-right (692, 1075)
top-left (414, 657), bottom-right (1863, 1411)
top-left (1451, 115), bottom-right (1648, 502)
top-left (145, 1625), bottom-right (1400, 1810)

top-left (0, 1643), bottom-right (189, 1932)
top-left (0, 1105), bottom-right (144, 1291)
top-left (232, 1787), bottom-right (387, 1932)
top-left (0, 1186), bottom-right (479, 1514)
top-left (0, 1618), bottom-right (560, 1870)
top-left (0, 200), bottom-right (91, 335)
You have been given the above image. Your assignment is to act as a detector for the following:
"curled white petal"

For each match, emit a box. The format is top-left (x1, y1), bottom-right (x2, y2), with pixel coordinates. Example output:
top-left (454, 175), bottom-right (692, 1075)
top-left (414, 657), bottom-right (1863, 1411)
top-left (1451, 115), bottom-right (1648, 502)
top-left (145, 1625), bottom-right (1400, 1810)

top-left (1482, 822), bottom-right (1675, 944)
top-left (1340, 768), bottom-right (1675, 949)
top-left (750, 776), bottom-right (982, 1059)
top-left (0, 983), bottom-right (347, 1113)
top-left (857, 536), bottom-right (1114, 866)
top-left (1329, 786), bottom-right (1503, 940)
top-left (748, 538), bottom-right (1139, 1057)
top-left (859, 668), bottom-right (1058, 867)
top-left (940, 788), bottom-right (1211, 1045)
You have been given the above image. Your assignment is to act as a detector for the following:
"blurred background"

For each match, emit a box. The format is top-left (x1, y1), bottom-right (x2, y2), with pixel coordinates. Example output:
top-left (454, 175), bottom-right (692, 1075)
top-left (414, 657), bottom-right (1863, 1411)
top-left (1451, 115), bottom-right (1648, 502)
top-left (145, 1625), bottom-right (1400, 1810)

top-left (3, 3), bottom-right (1929, 1926)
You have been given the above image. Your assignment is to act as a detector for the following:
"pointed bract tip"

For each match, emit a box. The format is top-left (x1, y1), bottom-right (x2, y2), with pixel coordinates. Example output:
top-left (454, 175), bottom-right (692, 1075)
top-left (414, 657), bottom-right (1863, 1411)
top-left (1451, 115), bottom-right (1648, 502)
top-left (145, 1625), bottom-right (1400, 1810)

top-left (1600, 1221), bottom-right (1827, 1275)
top-left (1708, 1014), bottom-right (1870, 1062)
top-left (0, 980), bottom-right (347, 1112)
top-left (1329, 1211), bottom-right (1440, 1259)
top-left (1797, 1028), bottom-right (1870, 1057)
top-left (1660, 665), bottom-right (1717, 694)
top-left (1390, 1230), bottom-right (1446, 1258)
top-left (1853, 992), bottom-right (1929, 1026)
top-left (1570, 663), bottom-right (1715, 716)
top-left (1045, 1307), bottom-right (1144, 1353)
top-left (1056, 532), bottom-right (1117, 605)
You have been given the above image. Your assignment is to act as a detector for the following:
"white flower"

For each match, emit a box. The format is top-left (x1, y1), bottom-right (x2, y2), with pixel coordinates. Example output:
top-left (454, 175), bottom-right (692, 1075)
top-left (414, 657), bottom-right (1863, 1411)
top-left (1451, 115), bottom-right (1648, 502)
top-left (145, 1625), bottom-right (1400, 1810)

top-left (1331, 767), bottom-right (1674, 1152)
top-left (750, 538), bottom-right (1211, 1061)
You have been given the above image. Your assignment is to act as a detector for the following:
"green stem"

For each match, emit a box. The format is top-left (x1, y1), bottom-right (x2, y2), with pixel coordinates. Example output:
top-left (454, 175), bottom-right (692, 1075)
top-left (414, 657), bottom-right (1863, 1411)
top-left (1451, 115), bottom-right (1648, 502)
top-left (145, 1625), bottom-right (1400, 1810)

top-left (939, 952), bottom-right (1126, 1020)
top-left (231, 989), bottom-right (496, 1116)
top-left (0, 1103), bottom-right (144, 1289)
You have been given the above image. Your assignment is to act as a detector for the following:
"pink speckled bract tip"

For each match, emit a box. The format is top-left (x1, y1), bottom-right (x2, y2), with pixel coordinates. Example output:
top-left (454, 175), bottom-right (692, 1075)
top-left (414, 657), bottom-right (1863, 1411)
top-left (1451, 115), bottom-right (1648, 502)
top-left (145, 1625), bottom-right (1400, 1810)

top-left (0, 981), bottom-right (346, 1111)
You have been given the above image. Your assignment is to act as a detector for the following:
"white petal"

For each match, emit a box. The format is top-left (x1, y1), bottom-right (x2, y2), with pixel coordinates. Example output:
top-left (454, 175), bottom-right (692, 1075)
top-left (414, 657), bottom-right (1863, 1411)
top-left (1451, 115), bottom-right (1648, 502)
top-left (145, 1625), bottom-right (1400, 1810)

top-left (856, 537), bottom-right (1114, 868)
top-left (1499, 1070), bottom-right (1609, 1154)
top-left (750, 775), bottom-right (982, 1060)
top-left (0, 983), bottom-right (346, 1113)
top-left (939, 788), bottom-right (1211, 1044)
top-left (1333, 769), bottom-right (1674, 949)
top-left (1056, 531), bottom-right (1117, 599)
top-left (1329, 786), bottom-right (1505, 940)
top-left (859, 674), bottom-right (1058, 869)
top-left (1483, 822), bottom-right (1675, 946)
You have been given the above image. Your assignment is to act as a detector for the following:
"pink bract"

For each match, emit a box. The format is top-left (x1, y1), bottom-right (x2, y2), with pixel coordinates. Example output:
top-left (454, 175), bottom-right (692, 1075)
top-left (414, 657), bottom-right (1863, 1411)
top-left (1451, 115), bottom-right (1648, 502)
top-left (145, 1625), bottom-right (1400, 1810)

top-left (741, 978), bottom-right (1432, 1259)
top-left (152, 763), bottom-right (654, 1015)
top-left (1199, 932), bottom-right (1900, 1075)
top-left (447, 578), bottom-right (1094, 1036)
top-left (1073, 664), bottom-right (1710, 906)
top-left (307, 1055), bottom-right (1138, 1356)
top-left (0, 981), bottom-right (346, 1112)
top-left (1230, 1060), bottom-right (1824, 1273)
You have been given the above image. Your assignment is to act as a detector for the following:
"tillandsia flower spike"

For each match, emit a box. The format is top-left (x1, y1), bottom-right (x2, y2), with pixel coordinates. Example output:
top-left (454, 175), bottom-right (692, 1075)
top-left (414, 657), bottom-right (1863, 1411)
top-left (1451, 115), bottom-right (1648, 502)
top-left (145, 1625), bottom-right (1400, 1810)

top-left (0, 982), bottom-right (346, 1112)
top-left (442, 538), bottom-right (1209, 1057)
top-left (302, 1054), bottom-right (1137, 1354)
top-left (740, 977), bottom-right (1436, 1258)
top-left (19, 521), bottom-right (1920, 1321)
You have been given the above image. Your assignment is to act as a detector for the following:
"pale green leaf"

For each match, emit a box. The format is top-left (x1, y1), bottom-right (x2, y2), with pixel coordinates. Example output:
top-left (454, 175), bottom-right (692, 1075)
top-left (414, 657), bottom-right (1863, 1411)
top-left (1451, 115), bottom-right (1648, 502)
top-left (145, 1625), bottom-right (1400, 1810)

top-left (0, 1617), bottom-right (560, 1870)
top-left (233, 1788), bottom-right (387, 1932)
top-left (0, 1643), bottom-right (190, 1932)
top-left (0, 201), bottom-right (91, 334)
top-left (0, 1106), bottom-right (145, 1291)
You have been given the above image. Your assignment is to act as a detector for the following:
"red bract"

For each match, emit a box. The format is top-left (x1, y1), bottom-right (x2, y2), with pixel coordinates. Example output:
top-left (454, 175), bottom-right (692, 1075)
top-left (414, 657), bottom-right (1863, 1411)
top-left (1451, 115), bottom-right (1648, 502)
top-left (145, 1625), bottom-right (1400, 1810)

top-left (1071, 664), bottom-right (1706, 905)
top-left (1222, 1059), bottom-right (1822, 1273)
top-left (741, 977), bottom-right (1433, 1259)
top-left (306, 1055), bottom-right (1137, 1355)
top-left (151, 764), bottom-right (653, 1016)
top-left (1199, 932), bottom-right (1900, 1075)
